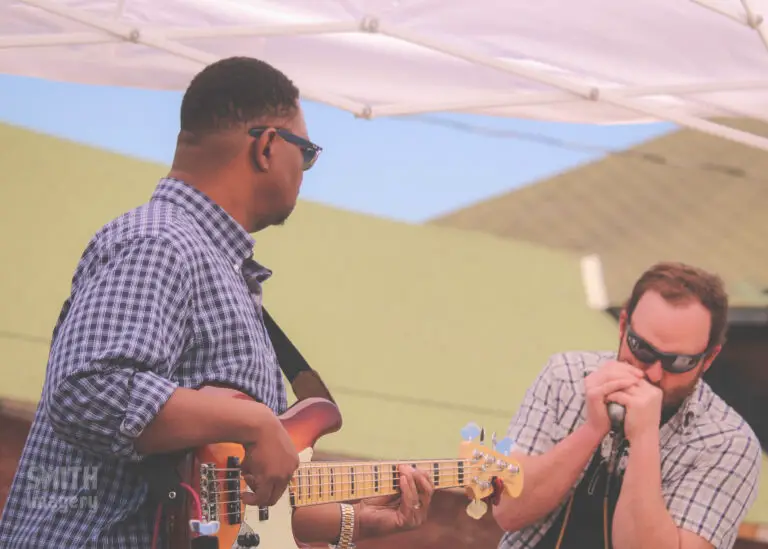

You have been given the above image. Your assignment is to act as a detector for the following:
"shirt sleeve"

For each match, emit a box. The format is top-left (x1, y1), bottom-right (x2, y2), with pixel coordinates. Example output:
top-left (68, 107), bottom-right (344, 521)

top-left (664, 431), bottom-right (762, 549)
top-left (505, 354), bottom-right (562, 456)
top-left (44, 236), bottom-right (191, 462)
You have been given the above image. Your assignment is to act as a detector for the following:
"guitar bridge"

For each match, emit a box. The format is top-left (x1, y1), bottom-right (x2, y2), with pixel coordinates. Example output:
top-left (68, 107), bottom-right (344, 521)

top-left (199, 463), bottom-right (218, 522)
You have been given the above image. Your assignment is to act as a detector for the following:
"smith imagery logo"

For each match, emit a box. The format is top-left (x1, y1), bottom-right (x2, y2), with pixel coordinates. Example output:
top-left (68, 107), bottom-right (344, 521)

top-left (23, 466), bottom-right (99, 511)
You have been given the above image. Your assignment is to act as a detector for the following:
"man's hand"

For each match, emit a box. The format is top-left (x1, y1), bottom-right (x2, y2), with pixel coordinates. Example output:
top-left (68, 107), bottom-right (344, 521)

top-left (355, 465), bottom-right (434, 539)
top-left (240, 413), bottom-right (300, 507)
top-left (607, 379), bottom-right (663, 442)
top-left (584, 360), bottom-right (645, 437)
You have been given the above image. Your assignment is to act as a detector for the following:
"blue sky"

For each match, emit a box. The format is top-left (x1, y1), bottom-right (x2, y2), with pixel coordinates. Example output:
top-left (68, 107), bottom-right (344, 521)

top-left (0, 74), bottom-right (675, 222)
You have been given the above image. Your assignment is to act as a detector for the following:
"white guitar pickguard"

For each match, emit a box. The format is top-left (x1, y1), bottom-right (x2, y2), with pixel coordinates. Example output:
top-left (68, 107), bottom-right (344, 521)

top-left (233, 447), bottom-right (315, 549)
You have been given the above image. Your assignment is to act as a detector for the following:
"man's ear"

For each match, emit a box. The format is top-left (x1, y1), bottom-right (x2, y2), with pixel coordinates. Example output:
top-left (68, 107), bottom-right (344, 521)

top-left (251, 131), bottom-right (275, 172)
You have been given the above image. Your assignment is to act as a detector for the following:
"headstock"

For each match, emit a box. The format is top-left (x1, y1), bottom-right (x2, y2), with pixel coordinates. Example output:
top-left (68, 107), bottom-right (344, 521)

top-left (458, 422), bottom-right (524, 520)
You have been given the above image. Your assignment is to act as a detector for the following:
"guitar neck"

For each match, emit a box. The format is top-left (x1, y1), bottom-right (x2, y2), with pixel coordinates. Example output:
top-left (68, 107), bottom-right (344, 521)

top-left (289, 459), bottom-right (468, 507)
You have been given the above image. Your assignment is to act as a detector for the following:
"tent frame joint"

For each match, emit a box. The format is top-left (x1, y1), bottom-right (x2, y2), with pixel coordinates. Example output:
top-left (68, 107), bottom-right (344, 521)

top-left (360, 16), bottom-right (380, 33)
top-left (6, 0), bottom-right (768, 152)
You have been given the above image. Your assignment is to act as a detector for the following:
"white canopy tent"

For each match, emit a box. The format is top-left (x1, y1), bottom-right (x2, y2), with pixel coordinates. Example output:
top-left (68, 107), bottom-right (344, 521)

top-left (2, 0), bottom-right (768, 151)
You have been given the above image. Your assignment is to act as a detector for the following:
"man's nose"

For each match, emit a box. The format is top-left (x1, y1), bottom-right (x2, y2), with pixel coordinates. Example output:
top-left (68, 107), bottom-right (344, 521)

top-left (644, 361), bottom-right (664, 384)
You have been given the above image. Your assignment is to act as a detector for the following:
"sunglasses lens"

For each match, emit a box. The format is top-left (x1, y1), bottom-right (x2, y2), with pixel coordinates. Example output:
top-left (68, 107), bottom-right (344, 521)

top-left (636, 348), bottom-right (658, 364)
top-left (302, 150), bottom-right (315, 171)
top-left (302, 147), bottom-right (320, 171)
top-left (663, 355), bottom-right (698, 373)
top-left (628, 333), bottom-right (660, 364)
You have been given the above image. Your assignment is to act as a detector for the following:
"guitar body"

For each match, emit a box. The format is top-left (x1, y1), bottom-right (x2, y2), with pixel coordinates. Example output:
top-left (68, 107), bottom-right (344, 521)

top-left (163, 391), bottom-right (525, 549)
top-left (168, 386), bottom-right (343, 549)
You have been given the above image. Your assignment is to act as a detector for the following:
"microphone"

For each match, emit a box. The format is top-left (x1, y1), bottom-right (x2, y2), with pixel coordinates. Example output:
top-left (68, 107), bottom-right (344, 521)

top-left (607, 402), bottom-right (625, 433)
top-left (605, 403), bottom-right (625, 480)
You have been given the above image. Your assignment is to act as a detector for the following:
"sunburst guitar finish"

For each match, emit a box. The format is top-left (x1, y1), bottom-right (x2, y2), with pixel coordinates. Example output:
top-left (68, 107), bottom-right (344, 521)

top-left (167, 386), bottom-right (524, 549)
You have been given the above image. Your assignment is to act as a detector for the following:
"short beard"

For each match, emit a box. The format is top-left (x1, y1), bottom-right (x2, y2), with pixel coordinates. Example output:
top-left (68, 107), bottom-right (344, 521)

top-left (662, 369), bottom-right (703, 412)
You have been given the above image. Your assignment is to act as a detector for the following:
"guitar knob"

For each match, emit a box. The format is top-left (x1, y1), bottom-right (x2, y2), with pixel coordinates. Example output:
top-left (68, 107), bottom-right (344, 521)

top-left (237, 532), bottom-right (261, 547)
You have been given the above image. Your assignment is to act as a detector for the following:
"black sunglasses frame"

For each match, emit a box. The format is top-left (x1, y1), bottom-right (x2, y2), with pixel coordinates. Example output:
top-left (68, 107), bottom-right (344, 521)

top-left (248, 127), bottom-right (322, 171)
top-left (625, 324), bottom-right (709, 374)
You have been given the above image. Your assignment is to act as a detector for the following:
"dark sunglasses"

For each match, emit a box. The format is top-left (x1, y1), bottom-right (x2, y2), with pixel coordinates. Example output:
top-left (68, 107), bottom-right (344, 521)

top-left (626, 325), bottom-right (708, 374)
top-left (248, 127), bottom-right (322, 171)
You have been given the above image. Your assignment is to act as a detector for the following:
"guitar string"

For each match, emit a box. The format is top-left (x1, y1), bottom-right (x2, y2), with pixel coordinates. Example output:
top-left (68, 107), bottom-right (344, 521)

top-left (202, 475), bottom-right (476, 521)
top-left (207, 457), bottom-right (478, 473)
top-left (206, 463), bottom-right (494, 487)
top-left (207, 467), bottom-right (474, 492)
top-left (194, 466), bottom-right (513, 520)
top-left (202, 465), bottom-right (478, 494)
top-left (206, 455), bottom-right (515, 475)
top-left (204, 484), bottom-right (471, 522)
top-left (204, 475), bottom-right (469, 506)
top-left (202, 462), bottom-right (515, 491)
top-left (198, 468), bottom-right (476, 503)
top-left (191, 455), bottom-right (517, 518)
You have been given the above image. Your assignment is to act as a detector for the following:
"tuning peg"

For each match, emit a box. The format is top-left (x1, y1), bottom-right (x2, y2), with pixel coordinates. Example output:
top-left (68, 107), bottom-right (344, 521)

top-left (460, 422), bottom-right (482, 441)
top-left (491, 432), bottom-right (497, 450)
top-left (495, 437), bottom-right (515, 456)
top-left (480, 427), bottom-right (485, 444)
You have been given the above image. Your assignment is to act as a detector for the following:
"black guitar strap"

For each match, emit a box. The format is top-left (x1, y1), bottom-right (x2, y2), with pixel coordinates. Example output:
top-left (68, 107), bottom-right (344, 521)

top-left (242, 266), bottom-right (336, 405)
top-left (262, 306), bottom-right (336, 405)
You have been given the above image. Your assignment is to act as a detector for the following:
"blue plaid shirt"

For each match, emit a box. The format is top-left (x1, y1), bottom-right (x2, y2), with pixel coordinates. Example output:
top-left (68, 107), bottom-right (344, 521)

top-left (0, 178), bottom-right (288, 548)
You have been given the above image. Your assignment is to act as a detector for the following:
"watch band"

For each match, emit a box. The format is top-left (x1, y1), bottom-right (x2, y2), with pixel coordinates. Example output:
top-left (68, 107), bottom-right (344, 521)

top-left (328, 503), bottom-right (356, 549)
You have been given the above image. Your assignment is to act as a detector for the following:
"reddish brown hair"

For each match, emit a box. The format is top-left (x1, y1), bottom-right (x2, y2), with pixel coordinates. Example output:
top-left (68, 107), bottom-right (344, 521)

top-left (624, 262), bottom-right (729, 348)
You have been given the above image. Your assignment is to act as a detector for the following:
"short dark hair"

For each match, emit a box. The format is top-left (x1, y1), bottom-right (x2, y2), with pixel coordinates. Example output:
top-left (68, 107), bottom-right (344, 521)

top-left (180, 56), bottom-right (300, 134)
top-left (624, 262), bottom-right (729, 348)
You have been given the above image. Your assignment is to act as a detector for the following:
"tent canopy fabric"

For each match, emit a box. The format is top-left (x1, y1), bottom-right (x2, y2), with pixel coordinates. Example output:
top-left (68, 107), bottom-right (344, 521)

top-left (3, 0), bottom-right (768, 150)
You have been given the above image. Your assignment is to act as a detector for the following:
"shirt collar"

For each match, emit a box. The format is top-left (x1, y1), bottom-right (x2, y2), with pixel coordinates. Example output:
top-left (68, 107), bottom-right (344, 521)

top-left (151, 177), bottom-right (257, 268)
top-left (659, 378), bottom-right (704, 446)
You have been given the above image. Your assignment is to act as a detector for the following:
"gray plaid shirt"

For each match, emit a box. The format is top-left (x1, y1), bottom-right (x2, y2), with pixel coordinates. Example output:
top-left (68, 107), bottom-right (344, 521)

top-left (499, 351), bottom-right (762, 549)
top-left (0, 178), bottom-right (288, 548)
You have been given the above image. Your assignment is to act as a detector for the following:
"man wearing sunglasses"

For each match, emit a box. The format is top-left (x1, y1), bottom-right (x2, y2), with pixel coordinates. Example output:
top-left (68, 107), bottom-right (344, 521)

top-left (0, 57), bottom-right (433, 548)
top-left (492, 262), bottom-right (761, 549)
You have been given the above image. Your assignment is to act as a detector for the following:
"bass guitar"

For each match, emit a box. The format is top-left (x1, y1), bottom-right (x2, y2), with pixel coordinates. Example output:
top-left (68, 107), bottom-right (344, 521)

top-left (162, 386), bottom-right (523, 549)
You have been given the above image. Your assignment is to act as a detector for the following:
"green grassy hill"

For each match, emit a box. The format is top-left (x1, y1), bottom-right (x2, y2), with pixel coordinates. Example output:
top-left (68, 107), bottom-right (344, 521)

top-left (0, 121), bottom-right (618, 458)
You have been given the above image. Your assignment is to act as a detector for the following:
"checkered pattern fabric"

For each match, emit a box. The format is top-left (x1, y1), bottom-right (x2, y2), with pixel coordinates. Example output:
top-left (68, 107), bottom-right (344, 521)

top-left (0, 178), bottom-right (288, 548)
top-left (499, 351), bottom-right (762, 549)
